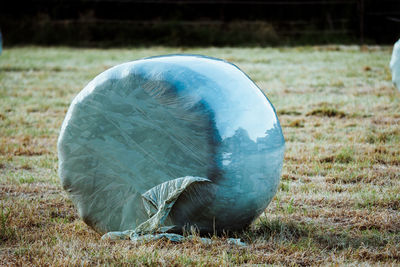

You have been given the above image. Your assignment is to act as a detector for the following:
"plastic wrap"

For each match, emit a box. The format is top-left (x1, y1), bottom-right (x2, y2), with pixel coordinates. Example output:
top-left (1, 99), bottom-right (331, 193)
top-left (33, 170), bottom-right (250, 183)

top-left (58, 55), bottom-right (285, 235)
top-left (390, 39), bottom-right (400, 90)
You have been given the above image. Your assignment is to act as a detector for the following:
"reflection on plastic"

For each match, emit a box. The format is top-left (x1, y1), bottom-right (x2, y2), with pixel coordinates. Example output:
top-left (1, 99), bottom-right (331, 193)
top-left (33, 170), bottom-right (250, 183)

top-left (58, 54), bottom-right (285, 235)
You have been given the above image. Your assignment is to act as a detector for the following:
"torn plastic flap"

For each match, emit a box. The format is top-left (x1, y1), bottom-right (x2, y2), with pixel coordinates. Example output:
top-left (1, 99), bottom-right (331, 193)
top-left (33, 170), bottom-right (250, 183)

top-left (135, 176), bottom-right (211, 234)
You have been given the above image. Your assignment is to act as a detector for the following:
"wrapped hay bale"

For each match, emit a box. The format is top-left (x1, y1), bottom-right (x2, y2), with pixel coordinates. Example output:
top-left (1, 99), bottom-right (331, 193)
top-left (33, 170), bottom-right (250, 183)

top-left (390, 39), bottom-right (400, 91)
top-left (58, 55), bottom-right (285, 237)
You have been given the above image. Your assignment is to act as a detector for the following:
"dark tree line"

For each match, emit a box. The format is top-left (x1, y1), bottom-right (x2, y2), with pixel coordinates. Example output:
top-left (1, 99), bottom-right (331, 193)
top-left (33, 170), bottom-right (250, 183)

top-left (0, 0), bottom-right (398, 46)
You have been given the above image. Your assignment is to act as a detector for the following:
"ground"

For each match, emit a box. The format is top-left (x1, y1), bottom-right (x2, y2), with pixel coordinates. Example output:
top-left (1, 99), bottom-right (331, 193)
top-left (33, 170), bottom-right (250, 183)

top-left (0, 46), bottom-right (399, 266)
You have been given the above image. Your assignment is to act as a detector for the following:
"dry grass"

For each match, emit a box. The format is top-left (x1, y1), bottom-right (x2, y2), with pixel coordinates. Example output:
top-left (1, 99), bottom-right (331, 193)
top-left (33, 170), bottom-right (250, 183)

top-left (0, 45), bottom-right (399, 266)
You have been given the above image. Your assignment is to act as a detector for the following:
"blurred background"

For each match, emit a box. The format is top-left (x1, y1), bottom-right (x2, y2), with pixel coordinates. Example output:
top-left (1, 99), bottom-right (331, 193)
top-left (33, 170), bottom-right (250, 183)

top-left (0, 0), bottom-right (399, 47)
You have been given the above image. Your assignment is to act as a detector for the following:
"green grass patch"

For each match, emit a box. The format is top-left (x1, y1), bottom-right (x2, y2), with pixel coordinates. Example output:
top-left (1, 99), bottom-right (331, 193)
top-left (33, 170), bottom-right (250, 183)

top-left (0, 46), bottom-right (399, 265)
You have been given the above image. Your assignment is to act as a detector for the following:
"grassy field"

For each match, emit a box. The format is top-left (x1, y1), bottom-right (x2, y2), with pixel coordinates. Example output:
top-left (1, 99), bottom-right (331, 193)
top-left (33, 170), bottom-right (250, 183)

top-left (0, 46), bottom-right (399, 266)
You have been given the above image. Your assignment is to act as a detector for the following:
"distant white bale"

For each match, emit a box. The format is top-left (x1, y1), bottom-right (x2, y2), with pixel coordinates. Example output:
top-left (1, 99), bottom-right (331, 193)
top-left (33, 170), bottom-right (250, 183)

top-left (390, 39), bottom-right (400, 90)
top-left (0, 31), bottom-right (2, 55)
